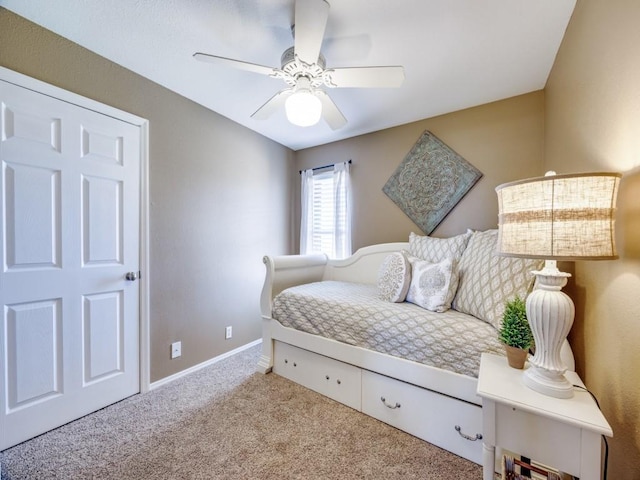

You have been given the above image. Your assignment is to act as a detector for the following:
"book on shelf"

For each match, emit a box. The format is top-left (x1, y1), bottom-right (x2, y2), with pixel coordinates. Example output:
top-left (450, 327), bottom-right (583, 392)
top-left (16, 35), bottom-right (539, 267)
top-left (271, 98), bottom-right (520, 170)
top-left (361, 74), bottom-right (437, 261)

top-left (502, 451), bottom-right (576, 480)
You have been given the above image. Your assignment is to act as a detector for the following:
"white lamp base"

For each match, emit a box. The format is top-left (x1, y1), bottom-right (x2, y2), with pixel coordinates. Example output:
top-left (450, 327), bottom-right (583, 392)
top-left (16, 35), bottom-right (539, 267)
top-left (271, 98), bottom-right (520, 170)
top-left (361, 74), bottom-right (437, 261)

top-left (524, 364), bottom-right (574, 398)
top-left (525, 260), bottom-right (575, 399)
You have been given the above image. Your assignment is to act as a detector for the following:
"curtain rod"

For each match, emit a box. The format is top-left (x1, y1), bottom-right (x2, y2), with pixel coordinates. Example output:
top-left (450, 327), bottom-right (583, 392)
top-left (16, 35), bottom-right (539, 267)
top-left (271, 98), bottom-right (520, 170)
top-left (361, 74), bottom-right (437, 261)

top-left (299, 159), bottom-right (352, 174)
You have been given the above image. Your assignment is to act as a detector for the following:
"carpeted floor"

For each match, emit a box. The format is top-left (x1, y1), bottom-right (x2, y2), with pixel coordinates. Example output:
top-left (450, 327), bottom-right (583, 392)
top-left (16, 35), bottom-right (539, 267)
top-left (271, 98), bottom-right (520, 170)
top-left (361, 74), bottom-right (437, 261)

top-left (0, 344), bottom-right (483, 479)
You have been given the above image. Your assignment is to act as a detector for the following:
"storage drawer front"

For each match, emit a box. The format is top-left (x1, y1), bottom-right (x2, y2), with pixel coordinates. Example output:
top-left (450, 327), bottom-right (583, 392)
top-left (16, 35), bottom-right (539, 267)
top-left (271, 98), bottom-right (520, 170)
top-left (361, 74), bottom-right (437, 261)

top-left (362, 370), bottom-right (482, 464)
top-left (273, 341), bottom-right (310, 386)
top-left (273, 341), bottom-right (361, 410)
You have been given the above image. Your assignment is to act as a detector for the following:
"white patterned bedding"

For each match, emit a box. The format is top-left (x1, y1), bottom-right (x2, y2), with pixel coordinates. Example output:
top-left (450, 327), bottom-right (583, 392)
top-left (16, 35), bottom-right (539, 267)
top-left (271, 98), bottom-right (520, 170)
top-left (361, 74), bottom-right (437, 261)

top-left (272, 281), bottom-right (505, 378)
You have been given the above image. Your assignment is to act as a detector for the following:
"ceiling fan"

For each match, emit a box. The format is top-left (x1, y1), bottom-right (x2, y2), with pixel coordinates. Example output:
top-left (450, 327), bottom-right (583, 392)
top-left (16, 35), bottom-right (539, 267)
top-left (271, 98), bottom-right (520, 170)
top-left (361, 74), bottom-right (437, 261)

top-left (193, 0), bottom-right (405, 129)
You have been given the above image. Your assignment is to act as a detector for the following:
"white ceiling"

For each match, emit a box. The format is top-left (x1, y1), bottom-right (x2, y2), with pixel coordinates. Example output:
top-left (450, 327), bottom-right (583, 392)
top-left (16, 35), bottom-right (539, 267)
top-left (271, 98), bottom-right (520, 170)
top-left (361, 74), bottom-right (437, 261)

top-left (1, 0), bottom-right (576, 151)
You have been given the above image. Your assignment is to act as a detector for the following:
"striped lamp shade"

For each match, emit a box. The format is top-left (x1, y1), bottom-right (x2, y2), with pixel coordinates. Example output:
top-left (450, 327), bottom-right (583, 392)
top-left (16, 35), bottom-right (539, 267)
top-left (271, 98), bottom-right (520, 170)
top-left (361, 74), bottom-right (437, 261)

top-left (496, 172), bottom-right (621, 260)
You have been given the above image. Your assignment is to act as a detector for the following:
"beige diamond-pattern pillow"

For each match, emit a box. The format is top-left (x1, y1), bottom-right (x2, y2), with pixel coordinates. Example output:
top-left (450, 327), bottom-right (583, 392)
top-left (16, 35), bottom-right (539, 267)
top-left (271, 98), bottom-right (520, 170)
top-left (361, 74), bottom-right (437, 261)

top-left (377, 252), bottom-right (411, 302)
top-left (406, 257), bottom-right (459, 312)
top-left (452, 230), bottom-right (542, 329)
top-left (409, 231), bottom-right (472, 263)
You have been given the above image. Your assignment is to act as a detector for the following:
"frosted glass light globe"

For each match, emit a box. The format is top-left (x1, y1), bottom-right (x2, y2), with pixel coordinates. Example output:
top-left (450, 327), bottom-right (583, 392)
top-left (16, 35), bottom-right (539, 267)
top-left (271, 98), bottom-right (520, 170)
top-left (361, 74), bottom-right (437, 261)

top-left (285, 90), bottom-right (322, 127)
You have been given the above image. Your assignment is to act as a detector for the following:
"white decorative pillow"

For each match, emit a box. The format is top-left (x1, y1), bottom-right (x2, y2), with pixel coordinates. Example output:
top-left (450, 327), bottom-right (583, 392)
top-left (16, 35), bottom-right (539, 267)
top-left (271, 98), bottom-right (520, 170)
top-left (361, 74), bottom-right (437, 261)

top-left (406, 257), bottom-right (459, 312)
top-left (377, 252), bottom-right (411, 303)
top-left (408, 231), bottom-right (472, 263)
top-left (452, 229), bottom-right (543, 329)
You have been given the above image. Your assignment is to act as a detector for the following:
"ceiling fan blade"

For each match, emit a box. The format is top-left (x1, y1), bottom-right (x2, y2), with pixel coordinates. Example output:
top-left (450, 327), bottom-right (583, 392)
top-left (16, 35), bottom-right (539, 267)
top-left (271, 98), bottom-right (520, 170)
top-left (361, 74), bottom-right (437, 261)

top-left (251, 90), bottom-right (293, 120)
top-left (294, 0), bottom-right (330, 65)
top-left (316, 91), bottom-right (347, 130)
top-left (324, 66), bottom-right (405, 88)
top-left (193, 53), bottom-right (277, 77)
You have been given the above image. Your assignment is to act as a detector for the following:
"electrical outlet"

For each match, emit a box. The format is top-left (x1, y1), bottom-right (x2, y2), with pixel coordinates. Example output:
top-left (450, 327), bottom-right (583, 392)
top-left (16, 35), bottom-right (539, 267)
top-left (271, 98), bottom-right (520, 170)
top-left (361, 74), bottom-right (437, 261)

top-left (225, 326), bottom-right (232, 339)
top-left (171, 341), bottom-right (181, 359)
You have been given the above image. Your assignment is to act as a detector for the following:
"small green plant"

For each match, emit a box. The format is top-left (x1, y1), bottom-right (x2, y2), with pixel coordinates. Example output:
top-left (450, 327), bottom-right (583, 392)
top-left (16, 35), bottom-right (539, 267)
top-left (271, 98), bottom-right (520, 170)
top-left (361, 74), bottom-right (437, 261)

top-left (498, 296), bottom-right (533, 350)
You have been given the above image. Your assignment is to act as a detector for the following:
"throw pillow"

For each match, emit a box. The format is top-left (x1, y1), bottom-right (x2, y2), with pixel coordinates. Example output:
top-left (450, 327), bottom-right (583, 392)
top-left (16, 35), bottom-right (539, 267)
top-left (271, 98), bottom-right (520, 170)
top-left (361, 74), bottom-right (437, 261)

top-left (408, 231), bottom-right (472, 263)
top-left (406, 257), bottom-right (459, 312)
top-left (377, 252), bottom-right (411, 302)
top-left (452, 229), bottom-right (543, 329)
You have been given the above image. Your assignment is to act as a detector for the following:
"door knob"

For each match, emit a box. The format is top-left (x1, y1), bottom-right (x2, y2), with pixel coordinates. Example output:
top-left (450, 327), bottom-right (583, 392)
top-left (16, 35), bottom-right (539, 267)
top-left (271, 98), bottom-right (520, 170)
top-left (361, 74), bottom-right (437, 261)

top-left (125, 271), bottom-right (139, 281)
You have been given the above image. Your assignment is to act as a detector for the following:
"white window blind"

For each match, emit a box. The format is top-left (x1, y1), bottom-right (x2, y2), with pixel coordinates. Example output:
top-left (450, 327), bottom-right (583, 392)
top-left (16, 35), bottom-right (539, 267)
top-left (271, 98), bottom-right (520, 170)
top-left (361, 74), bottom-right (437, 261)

top-left (300, 162), bottom-right (351, 259)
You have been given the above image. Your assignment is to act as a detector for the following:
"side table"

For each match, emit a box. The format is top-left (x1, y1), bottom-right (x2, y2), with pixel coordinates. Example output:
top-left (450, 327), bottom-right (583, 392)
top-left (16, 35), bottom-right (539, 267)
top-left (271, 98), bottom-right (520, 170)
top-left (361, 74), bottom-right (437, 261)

top-left (477, 353), bottom-right (612, 480)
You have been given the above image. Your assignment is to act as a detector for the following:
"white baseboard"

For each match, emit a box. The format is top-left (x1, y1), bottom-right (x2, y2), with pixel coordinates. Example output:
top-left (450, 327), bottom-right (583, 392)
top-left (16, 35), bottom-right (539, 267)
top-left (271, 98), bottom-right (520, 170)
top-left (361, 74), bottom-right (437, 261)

top-left (149, 338), bottom-right (262, 391)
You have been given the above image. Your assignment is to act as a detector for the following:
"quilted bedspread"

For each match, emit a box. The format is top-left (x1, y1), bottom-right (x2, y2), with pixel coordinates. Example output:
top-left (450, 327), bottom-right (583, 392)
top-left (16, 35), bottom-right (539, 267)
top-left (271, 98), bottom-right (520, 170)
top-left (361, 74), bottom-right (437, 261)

top-left (272, 281), bottom-right (505, 378)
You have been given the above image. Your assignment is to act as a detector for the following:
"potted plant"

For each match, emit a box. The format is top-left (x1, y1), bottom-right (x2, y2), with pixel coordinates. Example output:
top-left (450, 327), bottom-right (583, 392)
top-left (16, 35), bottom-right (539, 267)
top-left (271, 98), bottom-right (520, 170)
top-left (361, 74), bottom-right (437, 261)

top-left (498, 296), bottom-right (533, 369)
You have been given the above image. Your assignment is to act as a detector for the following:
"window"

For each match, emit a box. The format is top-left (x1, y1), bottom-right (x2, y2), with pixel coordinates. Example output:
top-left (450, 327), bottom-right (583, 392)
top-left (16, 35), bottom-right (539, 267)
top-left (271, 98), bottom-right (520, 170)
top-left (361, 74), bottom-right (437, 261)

top-left (300, 161), bottom-right (352, 259)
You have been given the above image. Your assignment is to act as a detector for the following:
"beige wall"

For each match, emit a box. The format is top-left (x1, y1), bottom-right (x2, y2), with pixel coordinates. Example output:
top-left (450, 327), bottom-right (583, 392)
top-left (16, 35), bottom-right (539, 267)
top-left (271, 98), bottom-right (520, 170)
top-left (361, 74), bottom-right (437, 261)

top-left (544, 0), bottom-right (640, 477)
top-left (295, 92), bottom-right (545, 251)
top-left (0, 9), bottom-right (295, 382)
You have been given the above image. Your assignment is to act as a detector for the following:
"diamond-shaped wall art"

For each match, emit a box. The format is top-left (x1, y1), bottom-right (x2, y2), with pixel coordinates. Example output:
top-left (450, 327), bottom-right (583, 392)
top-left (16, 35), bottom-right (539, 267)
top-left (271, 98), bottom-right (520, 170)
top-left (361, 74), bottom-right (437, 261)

top-left (383, 130), bottom-right (483, 235)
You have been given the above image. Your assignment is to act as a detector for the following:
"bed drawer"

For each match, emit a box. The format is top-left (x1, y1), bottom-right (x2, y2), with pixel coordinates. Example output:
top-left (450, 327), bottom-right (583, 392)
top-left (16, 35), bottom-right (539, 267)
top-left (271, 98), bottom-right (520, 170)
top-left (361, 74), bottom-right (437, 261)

top-left (273, 341), bottom-right (362, 410)
top-left (361, 370), bottom-right (483, 464)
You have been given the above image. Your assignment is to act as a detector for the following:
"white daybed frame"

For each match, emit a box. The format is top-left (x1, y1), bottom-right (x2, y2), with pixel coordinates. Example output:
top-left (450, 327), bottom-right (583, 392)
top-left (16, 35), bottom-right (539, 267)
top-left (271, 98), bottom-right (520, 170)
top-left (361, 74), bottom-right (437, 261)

top-left (258, 242), bottom-right (482, 403)
top-left (258, 242), bottom-right (574, 465)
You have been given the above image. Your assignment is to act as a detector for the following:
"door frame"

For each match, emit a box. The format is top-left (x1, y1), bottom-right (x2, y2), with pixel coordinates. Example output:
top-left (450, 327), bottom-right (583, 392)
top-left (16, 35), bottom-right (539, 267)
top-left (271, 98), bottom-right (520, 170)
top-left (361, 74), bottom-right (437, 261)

top-left (0, 66), bottom-right (152, 393)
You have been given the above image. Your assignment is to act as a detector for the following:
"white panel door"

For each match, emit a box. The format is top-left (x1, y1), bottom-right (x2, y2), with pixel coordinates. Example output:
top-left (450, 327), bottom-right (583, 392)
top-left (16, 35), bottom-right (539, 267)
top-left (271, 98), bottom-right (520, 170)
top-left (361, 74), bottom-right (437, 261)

top-left (0, 79), bottom-right (140, 450)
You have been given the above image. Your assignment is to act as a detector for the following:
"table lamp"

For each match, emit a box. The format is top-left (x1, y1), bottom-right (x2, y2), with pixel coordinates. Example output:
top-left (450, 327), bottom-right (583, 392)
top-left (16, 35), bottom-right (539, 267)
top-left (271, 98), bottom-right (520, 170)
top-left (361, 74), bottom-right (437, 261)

top-left (495, 171), bottom-right (621, 398)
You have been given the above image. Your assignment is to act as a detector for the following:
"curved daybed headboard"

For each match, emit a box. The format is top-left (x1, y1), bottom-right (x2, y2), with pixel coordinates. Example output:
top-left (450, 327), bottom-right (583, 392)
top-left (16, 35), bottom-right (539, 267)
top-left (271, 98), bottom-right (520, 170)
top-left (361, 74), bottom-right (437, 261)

top-left (322, 242), bottom-right (408, 284)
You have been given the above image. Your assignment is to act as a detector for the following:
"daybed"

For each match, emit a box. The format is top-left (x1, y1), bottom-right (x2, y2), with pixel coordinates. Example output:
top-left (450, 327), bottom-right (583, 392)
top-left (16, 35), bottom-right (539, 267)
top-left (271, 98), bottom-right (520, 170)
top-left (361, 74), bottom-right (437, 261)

top-left (258, 230), bottom-right (574, 465)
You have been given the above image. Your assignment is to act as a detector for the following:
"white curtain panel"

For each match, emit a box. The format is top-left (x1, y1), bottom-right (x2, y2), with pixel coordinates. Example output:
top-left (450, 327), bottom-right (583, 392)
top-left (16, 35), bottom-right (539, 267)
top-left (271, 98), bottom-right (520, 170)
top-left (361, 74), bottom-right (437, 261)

top-left (333, 161), bottom-right (352, 259)
top-left (300, 168), bottom-right (314, 255)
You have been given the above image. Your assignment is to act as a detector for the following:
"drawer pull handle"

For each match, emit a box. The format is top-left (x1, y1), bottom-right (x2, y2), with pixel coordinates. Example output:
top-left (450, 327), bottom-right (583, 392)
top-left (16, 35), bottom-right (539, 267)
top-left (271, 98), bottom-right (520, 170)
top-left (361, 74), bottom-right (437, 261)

top-left (336, 379), bottom-right (341, 385)
top-left (380, 396), bottom-right (401, 409)
top-left (293, 362), bottom-right (297, 367)
top-left (284, 359), bottom-right (288, 364)
top-left (326, 375), bottom-right (330, 380)
top-left (455, 425), bottom-right (482, 441)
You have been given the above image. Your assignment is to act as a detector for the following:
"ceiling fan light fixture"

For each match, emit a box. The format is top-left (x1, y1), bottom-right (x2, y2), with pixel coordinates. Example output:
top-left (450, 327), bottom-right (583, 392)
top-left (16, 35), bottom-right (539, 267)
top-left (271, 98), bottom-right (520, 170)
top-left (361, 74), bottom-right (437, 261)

top-left (195, 0), bottom-right (404, 130)
top-left (285, 89), bottom-right (322, 127)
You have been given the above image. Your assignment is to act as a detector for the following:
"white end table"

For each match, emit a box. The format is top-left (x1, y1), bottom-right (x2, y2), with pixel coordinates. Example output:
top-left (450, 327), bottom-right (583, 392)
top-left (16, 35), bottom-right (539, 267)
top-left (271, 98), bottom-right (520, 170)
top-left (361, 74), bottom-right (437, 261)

top-left (477, 353), bottom-right (612, 480)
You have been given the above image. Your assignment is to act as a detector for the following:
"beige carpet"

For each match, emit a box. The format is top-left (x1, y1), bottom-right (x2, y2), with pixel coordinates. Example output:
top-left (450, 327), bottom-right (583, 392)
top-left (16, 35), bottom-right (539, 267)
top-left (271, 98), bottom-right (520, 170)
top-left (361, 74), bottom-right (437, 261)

top-left (0, 345), bottom-right (483, 479)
